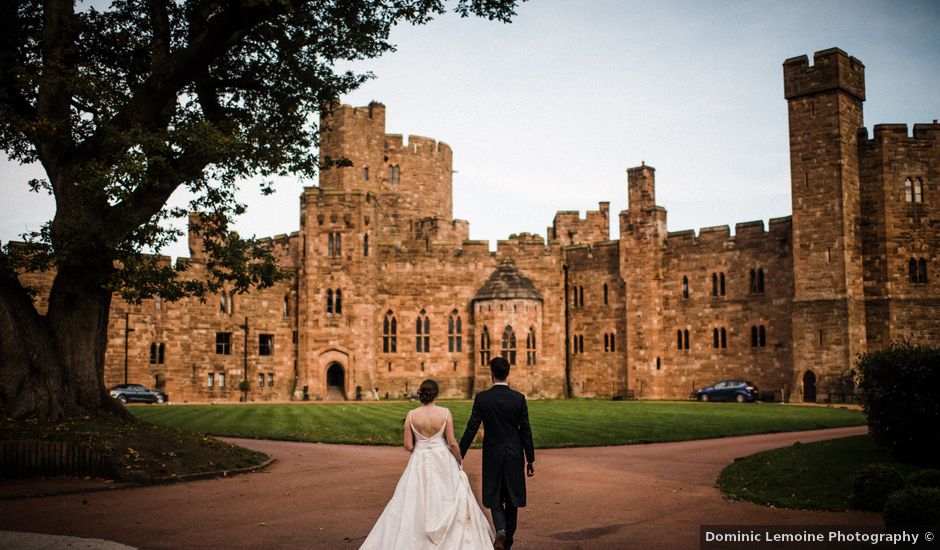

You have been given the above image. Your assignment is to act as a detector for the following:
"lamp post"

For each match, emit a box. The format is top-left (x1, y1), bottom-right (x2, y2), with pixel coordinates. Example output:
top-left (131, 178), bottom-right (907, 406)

top-left (240, 316), bottom-right (249, 401)
top-left (123, 312), bottom-right (135, 384)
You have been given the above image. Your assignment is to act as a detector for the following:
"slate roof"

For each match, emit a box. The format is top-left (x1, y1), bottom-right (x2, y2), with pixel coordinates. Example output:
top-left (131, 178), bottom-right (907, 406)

top-left (472, 261), bottom-right (543, 302)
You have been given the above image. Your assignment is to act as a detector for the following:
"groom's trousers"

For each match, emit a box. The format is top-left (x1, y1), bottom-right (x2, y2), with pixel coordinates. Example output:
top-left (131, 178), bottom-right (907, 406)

top-left (490, 477), bottom-right (518, 546)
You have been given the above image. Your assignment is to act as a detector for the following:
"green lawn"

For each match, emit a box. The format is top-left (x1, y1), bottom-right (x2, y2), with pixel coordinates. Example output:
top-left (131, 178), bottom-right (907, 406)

top-left (131, 400), bottom-right (865, 448)
top-left (718, 434), bottom-right (920, 511)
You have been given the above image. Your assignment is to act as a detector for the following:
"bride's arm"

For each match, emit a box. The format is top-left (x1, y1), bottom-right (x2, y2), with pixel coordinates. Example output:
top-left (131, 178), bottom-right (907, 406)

top-left (403, 410), bottom-right (415, 453)
top-left (443, 409), bottom-right (462, 467)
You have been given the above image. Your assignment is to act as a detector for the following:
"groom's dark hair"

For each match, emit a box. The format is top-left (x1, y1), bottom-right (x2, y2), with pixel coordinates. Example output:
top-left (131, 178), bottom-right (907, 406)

top-left (489, 356), bottom-right (510, 381)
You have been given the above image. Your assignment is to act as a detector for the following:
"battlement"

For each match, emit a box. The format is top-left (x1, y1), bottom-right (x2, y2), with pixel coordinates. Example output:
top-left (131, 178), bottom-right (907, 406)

top-left (858, 122), bottom-right (940, 146)
top-left (664, 216), bottom-right (792, 251)
top-left (384, 134), bottom-right (453, 158)
top-left (627, 163), bottom-right (656, 213)
top-left (549, 202), bottom-right (610, 246)
top-left (321, 102), bottom-right (386, 126)
top-left (783, 48), bottom-right (865, 102)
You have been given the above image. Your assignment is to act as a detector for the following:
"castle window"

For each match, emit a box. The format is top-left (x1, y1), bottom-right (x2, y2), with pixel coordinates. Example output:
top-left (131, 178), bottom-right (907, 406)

top-left (684, 329), bottom-right (689, 350)
top-left (905, 178), bottom-right (913, 202)
top-left (415, 311), bottom-right (430, 353)
top-left (268, 373), bottom-right (274, 388)
top-left (751, 326), bottom-right (758, 348)
top-left (720, 328), bottom-right (727, 349)
top-left (335, 289), bottom-right (342, 314)
top-left (480, 326), bottom-right (491, 367)
top-left (448, 310), bottom-right (462, 353)
top-left (713, 328), bottom-right (719, 349)
top-left (283, 294), bottom-right (290, 317)
top-left (501, 325), bottom-right (517, 366)
top-left (919, 258), bottom-right (928, 283)
top-left (656, 357), bottom-right (661, 370)
top-left (603, 283), bottom-right (609, 305)
top-left (682, 276), bottom-right (689, 299)
top-left (326, 289), bottom-right (333, 313)
top-left (712, 273), bottom-right (718, 296)
top-left (914, 177), bottom-right (924, 203)
top-left (388, 164), bottom-right (400, 185)
top-left (328, 232), bottom-right (342, 257)
top-left (750, 269), bottom-right (765, 294)
top-left (363, 234), bottom-right (369, 257)
top-left (908, 258), bottom-right (918, 283)
top-left (220, 291), bottom-right (234, 315)
top-left (258, 373), bottom-right (265, 389)
top-left (158, 343), bottom-right (165, 364)
top-left (217, 371), bottom-right (225, 388)
top-left (150, 343), bottom-right (158, 365)
top-left (154, 294), bottom-right (162, 310)
top-left (526, 327), bottom-right (537, 366)
top-left (759, 325), bottom-right (766, 347)
top-left (383, 311), bottom-right (397, 353)
top-left (207, 372), bottom-right (214, 388)
top-left (215, 332), bottom-right (232, 355)
top-left (363, 166), bottom-right (369, 181)
top-left (259, 334), bottom-right (274, 356)
top-left (720, 273), bottom-right (726, 296)
top-left (579, 334), bottom-right (585, 354)
top-left (580, 286), bottom-right (585, 307)
top-left (605, 333), bottom-right (610, 352)
top-left (609, 332), bottom-right (616, 352)
top-left (911, 257), bottom-right (929, 284)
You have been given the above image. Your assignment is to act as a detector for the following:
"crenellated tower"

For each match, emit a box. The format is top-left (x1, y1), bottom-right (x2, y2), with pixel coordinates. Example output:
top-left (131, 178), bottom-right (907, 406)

top-left (784, 48), bottom-right (868, 401)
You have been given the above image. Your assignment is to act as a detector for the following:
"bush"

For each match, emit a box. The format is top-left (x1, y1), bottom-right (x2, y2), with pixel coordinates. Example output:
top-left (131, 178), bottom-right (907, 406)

top-left (852, 464), bottom-right (906, 511)
top-left (883, 487), bottom-right (940, 526)
top-left (907, 469), bottom-right (940, 489)
top-left (856, 342), bottom-right (940, 465)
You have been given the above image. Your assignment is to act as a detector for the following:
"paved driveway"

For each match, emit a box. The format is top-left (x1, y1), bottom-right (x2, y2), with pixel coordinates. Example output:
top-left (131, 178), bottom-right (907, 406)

top-left (0, 426), bottom-right (875, 549)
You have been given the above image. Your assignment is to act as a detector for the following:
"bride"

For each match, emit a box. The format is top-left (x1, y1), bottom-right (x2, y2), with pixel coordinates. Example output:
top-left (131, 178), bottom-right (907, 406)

top-left (360, 379), bottom-right (495, 549)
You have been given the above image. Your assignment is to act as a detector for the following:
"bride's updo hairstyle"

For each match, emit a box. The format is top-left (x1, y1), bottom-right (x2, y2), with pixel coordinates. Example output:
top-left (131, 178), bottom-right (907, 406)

top-left (417, 379), bottom-right (439, 404)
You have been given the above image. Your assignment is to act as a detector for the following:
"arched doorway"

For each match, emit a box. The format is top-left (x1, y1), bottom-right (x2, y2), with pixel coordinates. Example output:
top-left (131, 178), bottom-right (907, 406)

top-left (326, 363), bottom-right (346, 400)
top-left (802, 371), bottom-right (817, 403)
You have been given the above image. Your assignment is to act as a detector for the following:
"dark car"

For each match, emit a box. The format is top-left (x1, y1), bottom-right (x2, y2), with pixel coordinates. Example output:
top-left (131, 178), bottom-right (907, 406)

top-left (695, 380), bottom-right (758, 403)
top-left (110, 384), bottom-right (168, 404)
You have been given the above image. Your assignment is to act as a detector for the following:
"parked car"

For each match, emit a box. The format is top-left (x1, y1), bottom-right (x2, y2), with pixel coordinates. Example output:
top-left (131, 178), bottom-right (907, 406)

top-left (694, 380), bottom-right (758, 403)
top-left (110, 384), bottom-right (168, 404)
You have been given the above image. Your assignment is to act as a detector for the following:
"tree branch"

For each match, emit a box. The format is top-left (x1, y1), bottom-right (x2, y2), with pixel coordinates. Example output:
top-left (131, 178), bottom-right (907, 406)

top-left (37, 0), bottom-right (78, 186)
top-left (147, 0), bottom-right (171, 68)
top-left (0, 1), bottom-right (39, 124)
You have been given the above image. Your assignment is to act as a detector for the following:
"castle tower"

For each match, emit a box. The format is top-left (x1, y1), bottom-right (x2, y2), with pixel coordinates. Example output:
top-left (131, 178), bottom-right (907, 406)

top-left (620, 164), bottom-right (667, 397)
top-left (784, 48), bottom-right (868, 401)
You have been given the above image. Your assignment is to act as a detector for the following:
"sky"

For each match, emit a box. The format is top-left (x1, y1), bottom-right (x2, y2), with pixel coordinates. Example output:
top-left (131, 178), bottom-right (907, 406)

top-left (2, 0), bottom-right (939, 257)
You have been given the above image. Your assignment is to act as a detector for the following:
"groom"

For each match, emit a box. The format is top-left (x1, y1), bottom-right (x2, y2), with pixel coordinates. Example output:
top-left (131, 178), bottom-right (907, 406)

top-left (459, 356), bottom-right (535, 550)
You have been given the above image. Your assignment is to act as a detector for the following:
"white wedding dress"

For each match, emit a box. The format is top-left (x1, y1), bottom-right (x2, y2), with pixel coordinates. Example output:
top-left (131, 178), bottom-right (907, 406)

top-left (360, 414), bottom-right (495, 549)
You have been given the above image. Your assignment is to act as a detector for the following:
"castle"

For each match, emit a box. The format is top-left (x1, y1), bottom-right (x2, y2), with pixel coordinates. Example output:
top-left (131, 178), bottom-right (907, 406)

top-left (34, 48), bottom-right (934, 403)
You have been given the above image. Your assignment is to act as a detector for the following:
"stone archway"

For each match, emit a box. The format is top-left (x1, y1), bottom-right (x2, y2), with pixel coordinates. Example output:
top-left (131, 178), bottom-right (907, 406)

top-left (802, 370), bottom-right (817, 403)
top-left (326, 363), bottom-right (346, 401)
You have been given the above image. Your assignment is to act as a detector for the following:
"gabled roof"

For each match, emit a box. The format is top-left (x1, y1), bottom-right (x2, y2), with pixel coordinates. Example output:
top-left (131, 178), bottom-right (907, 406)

top-left (473, 261), bottom-right (543, 302)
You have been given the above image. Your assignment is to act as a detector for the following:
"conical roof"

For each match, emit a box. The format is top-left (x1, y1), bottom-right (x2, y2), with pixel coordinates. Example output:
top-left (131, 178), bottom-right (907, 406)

top-left (473, 261), bottom-right (542, 302)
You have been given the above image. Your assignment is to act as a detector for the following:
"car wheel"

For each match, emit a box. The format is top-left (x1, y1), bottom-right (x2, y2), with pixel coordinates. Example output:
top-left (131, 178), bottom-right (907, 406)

top-left (736, 394), bottom-right (745, 403)
top-left (156, 395), bottom-right (165, 404)
top-left (118, 395), bottom-right (128, 404)
top-left (700, 394), bottom-right (709, 402)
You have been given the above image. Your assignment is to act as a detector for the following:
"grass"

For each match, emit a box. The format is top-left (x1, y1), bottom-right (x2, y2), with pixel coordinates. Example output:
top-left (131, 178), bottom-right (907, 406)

top-left (130, 400), bottom-right (866, 448)
top-left (718, 434), bottom-right (921, 511)
top-left (0, 413), bottom-right (269, 483)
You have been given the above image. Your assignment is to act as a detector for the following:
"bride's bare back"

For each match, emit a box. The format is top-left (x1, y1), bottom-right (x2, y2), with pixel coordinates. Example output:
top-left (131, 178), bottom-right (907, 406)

top-left (404, 404), bottom-right (462, 465)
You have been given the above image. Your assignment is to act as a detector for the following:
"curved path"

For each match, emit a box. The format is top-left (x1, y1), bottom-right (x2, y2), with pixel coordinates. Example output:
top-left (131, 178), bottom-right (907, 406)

top-left (0, 426), bottom-right (874, 549)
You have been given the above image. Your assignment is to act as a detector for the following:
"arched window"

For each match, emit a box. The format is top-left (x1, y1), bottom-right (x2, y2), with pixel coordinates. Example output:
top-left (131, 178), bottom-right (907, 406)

top-left (913, 177), bottom-right (924, 203)
top-left (388, 164), bottom-right (400, 185)
top-left (905, 177), bottom-right (914, 202)
top-left (918, 257), bottom-right (928, 283)
top-left (605, 333), bottom-right (610, 352)
top-left (526, 327), bottom-right (537, 366)
top-left (219, 291), bottom-right (234, 315)
top-left (383, 310), bottom-right (397, 353)
top-left (150, 343), bottom-right (158, 365)
top-left (720, 328), bottom-right (727, 349)
top-left (579, 286), bottom-right (584, 307)
top-left (749, 269), bottom-right (756, 293)
top-left (579, 334), bottom-right (584, 354)
top-left (757, 269), bottom-right (765, 293)
top-left (713, 328), bottom-right (720, 349)
top-left (326, 289), bottom-right (334, 313)
top-left (158, 343), bottom-right (165, 364)
top-left (682, 276), bottom-right (689, 299)
top-left (677, 330), bottom-right (683, 350)
top-left (335, 289), bottom-right (343, 314)
top-left (609, 332), bottom-right (616, 352)
top-left (759, 325), bottom-right (766, 347)
top-left (501, 325), bottom-right (517, 365)
top-left (751, 326), bottom-right (758, 348)
top-left (603, 283), bottom-right (609, 305)
top-left (480, 326), bottom-right (491, 367)
top-left (415, 310), bottom-right (430, 353)
top-left (683, 329), bottom-right (689, 350)
top-left (283, 294), bottom-right (290, 317)
top-left (712, 273), bottom-right (718, 296)
top-left (448, 310), bottom-right (462, 353)
top-left (909, 258), bottom-right (918, 283)
top-left (363, 166), bottom-right (369, 181)
top-left (720, 273), bottom-right (726, 296)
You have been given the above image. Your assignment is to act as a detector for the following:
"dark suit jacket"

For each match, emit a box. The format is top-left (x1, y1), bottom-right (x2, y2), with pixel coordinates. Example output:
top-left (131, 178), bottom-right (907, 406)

top-left (459, 384), bottom-right (535, 508)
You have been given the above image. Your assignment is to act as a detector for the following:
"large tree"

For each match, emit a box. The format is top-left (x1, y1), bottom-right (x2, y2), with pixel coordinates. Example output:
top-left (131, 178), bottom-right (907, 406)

top-left (0, 0), bottom-right (520, 421)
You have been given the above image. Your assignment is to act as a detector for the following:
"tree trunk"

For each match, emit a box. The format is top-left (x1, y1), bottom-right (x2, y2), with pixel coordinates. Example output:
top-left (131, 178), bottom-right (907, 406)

top-left (0, 253), bottom-right (130, 421)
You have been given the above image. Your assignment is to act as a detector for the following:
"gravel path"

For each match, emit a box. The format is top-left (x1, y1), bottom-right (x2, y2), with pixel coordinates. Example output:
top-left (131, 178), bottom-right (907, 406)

top-left (0, 426), bottom-right (875, 549)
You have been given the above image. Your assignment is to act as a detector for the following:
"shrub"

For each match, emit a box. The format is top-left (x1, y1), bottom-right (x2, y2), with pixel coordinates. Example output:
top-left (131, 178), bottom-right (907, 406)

top-left (883, 487), bottom-right (940, 526)
top-left (856, 342), bottom-right (940, 465)
top-left (907, 469), bottom-right (940, 489)
top-left (851, 464), bottom-right (905, 511)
